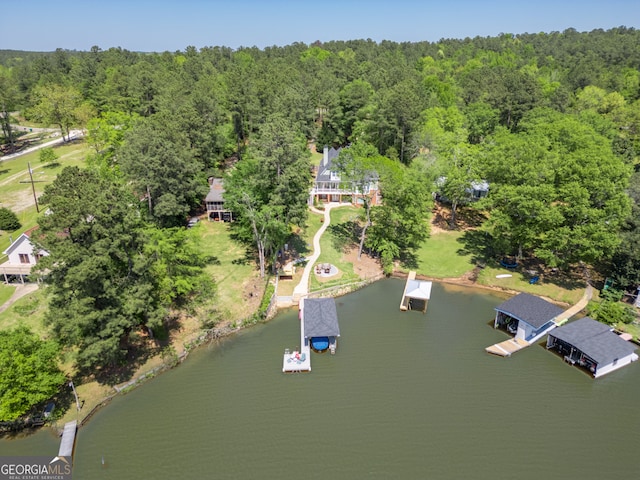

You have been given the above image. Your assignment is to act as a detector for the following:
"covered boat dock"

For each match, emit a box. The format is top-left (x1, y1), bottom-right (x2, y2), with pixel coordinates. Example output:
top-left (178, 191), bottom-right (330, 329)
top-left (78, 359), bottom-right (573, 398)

top-left (486, 293), bottom-right (563, 356)
top-left (400, 271), bottom-right (432, 313)
top-left (547, 317), bottom-right (638, 377)
top-left (283, 297), bottom-right (340, 373)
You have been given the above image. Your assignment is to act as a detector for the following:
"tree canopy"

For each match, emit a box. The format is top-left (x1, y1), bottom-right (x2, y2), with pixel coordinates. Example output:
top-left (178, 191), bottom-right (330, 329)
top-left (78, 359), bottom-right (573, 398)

top-left (0, 326), bottom-right (65, 421)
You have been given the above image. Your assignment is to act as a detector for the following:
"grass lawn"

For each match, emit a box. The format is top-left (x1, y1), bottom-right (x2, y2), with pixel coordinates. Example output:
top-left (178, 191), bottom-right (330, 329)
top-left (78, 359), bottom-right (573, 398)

top-left (276, 210), bottom-right (324, 297)
top-left (310, 206), bottom-right (361, 291)
top-left (476, 266), bottom-right (585, 305)
top-left (406, 229), bottom-right (586, 306)
top-left (411, 231), bottom-right (475, 278)
top-left (0, 283), bottom-right (16, 307)
top-left (0, 287), bottom-right (49, 336)
top-left (0, 141), bottom-right (89, 253)
top-left (309, 150), bottom-right (323, 167)
top-left (199, 220), bottom-right (264, 322)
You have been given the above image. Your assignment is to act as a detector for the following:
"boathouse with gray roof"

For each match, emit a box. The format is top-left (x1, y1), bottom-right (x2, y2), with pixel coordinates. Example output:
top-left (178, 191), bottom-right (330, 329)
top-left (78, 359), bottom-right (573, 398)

top-left (303, 298), bottom-right (340, 338)
top-left (493, 293), bottom-right (564, 344)
top-left (546, 317), bottom-right (638, 377)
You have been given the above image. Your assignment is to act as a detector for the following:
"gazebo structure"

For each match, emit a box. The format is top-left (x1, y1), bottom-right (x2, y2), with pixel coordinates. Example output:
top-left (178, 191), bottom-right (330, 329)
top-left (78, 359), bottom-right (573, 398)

top-left (400, 271), bottom-right (432, 313)
top-left (303, 298), bottom-right (340, 353)
top-left (546, 317), bottom-right (638, 378)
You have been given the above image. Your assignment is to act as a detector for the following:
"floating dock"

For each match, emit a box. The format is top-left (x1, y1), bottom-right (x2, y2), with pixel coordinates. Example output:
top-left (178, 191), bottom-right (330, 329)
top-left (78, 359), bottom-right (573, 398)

top-left (485, 338), bottom-right (530, 356)
top-left (58, 420), bottom-right (77, 458)
top-left (400, 271), bottom-right (432, 313)
top-left (282, 300), bottom-right (311, 373)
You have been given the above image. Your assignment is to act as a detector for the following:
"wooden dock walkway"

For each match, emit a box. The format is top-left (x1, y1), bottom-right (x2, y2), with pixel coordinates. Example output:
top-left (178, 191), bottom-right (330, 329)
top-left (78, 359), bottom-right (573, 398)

top-left (58, 420), bottom-right (77, 458)
top-left (485, 285), bottom-right (593, 357)
top-left (486, 338), bottom-right (530, 356)
top-left (400, 271), bottom-right (416, 310)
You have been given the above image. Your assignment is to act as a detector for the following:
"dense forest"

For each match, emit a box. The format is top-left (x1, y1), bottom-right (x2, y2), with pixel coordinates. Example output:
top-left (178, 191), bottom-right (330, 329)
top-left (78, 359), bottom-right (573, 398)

top-left (1, 27), bottom-right (640, 418)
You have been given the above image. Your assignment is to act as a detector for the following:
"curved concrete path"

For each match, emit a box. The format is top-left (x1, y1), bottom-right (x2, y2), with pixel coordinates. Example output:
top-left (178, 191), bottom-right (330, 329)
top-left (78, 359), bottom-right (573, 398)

top-left (292, 203), bottom-right (343, 302)
top-left (0, 283), bottom-right (39, 314)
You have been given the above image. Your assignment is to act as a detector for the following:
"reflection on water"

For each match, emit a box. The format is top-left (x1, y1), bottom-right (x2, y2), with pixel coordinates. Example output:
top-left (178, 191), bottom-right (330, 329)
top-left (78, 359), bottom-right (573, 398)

top-left (2, 279), bottom-right (638, 479)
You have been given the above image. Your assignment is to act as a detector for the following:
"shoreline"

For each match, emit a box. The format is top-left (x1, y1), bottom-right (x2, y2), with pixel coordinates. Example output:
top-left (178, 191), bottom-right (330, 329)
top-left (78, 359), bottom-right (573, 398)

top-left (4, 269), bottom-right (581, 437)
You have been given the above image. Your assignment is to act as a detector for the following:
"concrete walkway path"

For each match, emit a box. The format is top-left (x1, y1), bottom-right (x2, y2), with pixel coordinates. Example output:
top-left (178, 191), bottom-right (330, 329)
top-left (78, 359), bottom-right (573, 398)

top-left (554, 284), bottom-right (593, 325)
top-left (292, 203), bottom-right (343, 302)
top-left (0, 283), bottom-right (39, 314)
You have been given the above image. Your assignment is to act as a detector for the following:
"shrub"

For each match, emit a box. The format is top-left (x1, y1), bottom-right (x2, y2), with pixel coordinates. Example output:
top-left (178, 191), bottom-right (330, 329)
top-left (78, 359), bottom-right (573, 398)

top-left (586, 299), bottom-right (636, 325)
top-left (0, 207), bottom-right (21, 231)
top-left (39, 146), bottom-right (59, 164)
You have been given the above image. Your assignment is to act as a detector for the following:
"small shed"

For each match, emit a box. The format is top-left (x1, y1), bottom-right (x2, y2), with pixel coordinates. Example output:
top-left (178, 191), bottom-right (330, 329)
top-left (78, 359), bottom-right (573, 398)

top-left (303, 298), bottom-right (340, 353)
top-left (494, 293), bottom-right (563, 343)
top-left (546, 317), bottom-right (638, 378)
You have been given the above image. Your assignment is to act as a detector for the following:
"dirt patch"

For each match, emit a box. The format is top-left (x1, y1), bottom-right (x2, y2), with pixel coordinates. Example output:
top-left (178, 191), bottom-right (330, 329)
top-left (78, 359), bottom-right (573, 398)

top-left (430, 203), bottom-right (487, 234)
top-left (344, 246), bottom-right (383, 279)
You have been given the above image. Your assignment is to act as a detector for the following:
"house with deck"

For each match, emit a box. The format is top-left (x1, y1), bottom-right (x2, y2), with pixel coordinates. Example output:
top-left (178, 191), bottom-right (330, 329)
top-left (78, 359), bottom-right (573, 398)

top-left (546, 317), bottom-right (638, 377)
top-left (493, 293), bottom-right (563, 344)
top-left (205, 178), bottom-right (233, 221)
top-left (309, 146), bottom-right (379, 206)
top-left (0, 229), bottom-right (49, 283)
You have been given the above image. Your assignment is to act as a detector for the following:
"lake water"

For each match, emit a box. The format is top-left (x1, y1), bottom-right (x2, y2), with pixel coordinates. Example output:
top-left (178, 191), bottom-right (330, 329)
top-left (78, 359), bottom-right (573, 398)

top-left (2, 279), bottom-right (639, 479)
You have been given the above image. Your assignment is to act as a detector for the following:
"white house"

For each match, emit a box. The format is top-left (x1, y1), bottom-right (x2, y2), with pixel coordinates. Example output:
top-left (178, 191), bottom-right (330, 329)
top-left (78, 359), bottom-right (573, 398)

top-left (546, 317), bottom-right (638, 378)
top-left (0, 229), bottom-right (49, 283)
top-left (309, 146), bottom-right (380, 206)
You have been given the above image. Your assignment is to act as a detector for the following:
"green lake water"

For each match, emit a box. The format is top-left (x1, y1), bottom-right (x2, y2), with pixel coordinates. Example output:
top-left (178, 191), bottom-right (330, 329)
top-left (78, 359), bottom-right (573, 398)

top-left (2, 279), bottom-right (639, 479)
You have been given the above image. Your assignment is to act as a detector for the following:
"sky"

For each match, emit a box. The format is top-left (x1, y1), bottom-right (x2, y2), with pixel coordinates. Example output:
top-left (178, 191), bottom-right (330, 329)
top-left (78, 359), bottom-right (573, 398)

top-left (2, 0), bottom-right (639, 52)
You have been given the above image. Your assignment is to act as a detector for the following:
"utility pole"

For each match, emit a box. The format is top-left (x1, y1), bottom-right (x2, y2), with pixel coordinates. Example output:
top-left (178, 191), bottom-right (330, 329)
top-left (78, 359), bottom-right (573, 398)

top-left (27, 162), bottom-right (39, 213)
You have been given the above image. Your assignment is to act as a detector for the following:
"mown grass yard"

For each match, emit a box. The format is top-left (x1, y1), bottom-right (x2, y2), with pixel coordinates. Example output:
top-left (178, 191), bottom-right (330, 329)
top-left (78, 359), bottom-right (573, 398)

top-left (199, 220), bottom-right (264, 323)
top-left (310, 205), bottom-right (361, 292)
top-left (411, 230), bottom-right (475, 278)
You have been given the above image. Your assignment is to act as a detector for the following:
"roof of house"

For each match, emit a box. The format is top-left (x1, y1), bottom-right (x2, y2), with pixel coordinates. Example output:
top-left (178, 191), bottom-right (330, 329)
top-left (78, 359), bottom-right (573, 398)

top-left (495, 293), bottom-right (564, 329)
top-left (303, 298), bottom-right (340, 338)
top-left (2, 232), bottom-right (33, 256)
top-left (550, 317), bottom-right (637, 365)
top-left (316, 147), bottom-right (341, 182)
top-left (205, 178), bottom-right (225, 203)
top-left (405, 280), bottom-right (432, 300)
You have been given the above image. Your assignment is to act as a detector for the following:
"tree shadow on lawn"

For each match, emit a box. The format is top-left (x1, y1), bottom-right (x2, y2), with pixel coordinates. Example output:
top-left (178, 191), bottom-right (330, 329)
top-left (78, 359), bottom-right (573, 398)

top-left (42, 162), bottom-right (61, 169)
top-left (457, 229), bottom-right (496, 266)
top-left (328, 221), bottom-right (359, 253)
top-left (458, 230), bottom-right (585, 291)
top-left (399, 251), bottom-right (419, 270)
top-left (286, 231), bottom-right (312, 258)
top-left (87, 331), bottom-right (159, 387)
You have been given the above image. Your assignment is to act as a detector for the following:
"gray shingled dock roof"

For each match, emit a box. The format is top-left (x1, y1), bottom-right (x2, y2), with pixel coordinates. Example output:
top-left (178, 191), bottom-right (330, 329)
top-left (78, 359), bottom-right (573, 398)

top-left (303, 298), bottom-right (340, 338)
top-left (550, 317), bottom-right (637, 365)
top-left (495, 293), bottom-right (564, 328)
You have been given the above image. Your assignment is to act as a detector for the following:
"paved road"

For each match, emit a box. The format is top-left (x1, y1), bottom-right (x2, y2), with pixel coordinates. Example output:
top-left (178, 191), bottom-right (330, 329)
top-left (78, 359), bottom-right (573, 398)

top-left (1, 128), bottom-right (83, 162)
